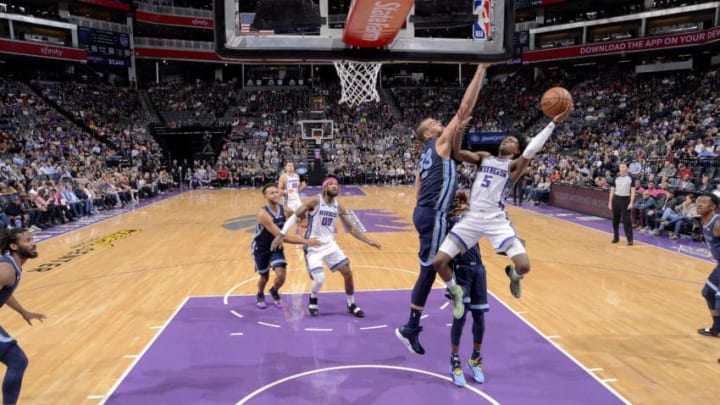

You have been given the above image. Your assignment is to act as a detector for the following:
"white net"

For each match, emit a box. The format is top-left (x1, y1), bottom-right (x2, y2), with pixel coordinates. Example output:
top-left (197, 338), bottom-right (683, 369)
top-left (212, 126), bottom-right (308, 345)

top-left (333, 60), bottom-right (382, 107)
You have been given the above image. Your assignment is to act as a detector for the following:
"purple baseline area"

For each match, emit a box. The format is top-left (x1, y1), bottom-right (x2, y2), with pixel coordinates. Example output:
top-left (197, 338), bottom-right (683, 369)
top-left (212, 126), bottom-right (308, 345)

top-left (507, 201), bottom-right (713, 262)
top-left (105, 290), bottom-right (625, 405)
top-left (300, 185), bottom-right (366, 197)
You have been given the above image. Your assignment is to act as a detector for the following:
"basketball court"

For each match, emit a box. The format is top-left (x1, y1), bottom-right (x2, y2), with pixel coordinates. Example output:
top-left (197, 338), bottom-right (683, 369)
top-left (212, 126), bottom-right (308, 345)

top-left (103, 290), bottom-right (625, 404)
top-left (8, 186), bottom-right (720, 404)
top-left (5, 1), bottom-right (719, 404)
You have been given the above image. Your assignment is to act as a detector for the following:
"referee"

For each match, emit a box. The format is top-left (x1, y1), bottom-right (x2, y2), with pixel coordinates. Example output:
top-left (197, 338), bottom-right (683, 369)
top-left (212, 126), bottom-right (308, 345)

top-left (608, 162), bottom-right (635, 245)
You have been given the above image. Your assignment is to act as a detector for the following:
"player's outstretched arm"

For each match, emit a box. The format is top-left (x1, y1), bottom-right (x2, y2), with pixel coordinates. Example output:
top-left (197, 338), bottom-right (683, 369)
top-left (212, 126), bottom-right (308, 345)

top-left (338, 203), bottom-right (382, 250)
top-left (271, 196), bottom-right (319, 250)
top-left (437, 64), bottom-right (490, 158)
top-left (512, 103), bottom-right (573, 182)
top-left (450, 114), bottom-right (490, 164)
top-left (258, 208), bottom-right (319, 247)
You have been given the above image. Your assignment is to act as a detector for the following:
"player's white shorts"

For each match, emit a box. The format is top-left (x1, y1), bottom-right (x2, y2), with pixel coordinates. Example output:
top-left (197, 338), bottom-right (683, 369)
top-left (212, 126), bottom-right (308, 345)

top-left (439, 210), bottom-right (525, 258)
top-left (305, 241), bottom-right (349, 273)
top-left (286, 198), bottom-right (302, 211)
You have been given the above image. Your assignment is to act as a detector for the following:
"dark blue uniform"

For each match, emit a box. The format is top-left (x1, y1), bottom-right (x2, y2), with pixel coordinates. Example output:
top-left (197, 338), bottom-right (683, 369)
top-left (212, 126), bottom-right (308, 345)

top-left (451, 228), bottom-right (489, 313)
top-left (0, 254), bottom-right (23, 358)
top-left (0, 254), bottom-right (27, 405)
top-left (0, 255), bottom-right (20, 308)
top-left (414, 138), bottom-right (458, 269)
top-left (252, 205), bottom-right (288, 274)
top-left (701, 214), bottom-right (720, 309)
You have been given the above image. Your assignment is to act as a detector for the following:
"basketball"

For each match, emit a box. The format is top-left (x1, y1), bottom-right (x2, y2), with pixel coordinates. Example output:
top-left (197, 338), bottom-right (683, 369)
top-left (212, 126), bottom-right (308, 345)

top-left (540, 87), bottom-right (573, 118)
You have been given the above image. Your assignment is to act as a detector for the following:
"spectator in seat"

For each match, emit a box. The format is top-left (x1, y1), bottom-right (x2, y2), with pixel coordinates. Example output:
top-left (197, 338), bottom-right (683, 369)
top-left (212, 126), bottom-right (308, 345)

top-left (653, 194), bottom-right (697, 239)
top-left (73, 181), bottom-right (95, 215)
top-left (4, 195), bottom-right (28, 229)
top-left (60, 183), bottom-right (84, 218)
top-left (678, 174), bottom-right (696, 192)
top-left (677, 163), bottom-right (693, 179)
top-left (527, 175), bottom-right (551, 204)
top-left (657, 161), bottom-right (677, 179)
top-left (632, 190), bottom-right (656, 231)
top-left (698, 175), bottom-right (714, 193)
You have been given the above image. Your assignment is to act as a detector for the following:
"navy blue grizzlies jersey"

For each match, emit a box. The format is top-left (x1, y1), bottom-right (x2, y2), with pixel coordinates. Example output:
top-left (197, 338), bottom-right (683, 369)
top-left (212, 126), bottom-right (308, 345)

top-left (0, 254), bottom-right (21, 307)
top-left (416, 138), bottom-right (458, 213)
top-left (448, 215), bottom-right (489, 312)
top-left (253, 205), bottom-right (286, 249)
top-left (703, 214), bottom-right (720, 262)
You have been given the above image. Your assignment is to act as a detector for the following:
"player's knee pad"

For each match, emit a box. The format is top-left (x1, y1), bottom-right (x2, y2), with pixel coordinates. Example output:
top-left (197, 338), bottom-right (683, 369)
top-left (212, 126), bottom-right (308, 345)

top-left (411, 267), bottom-right (437, 307)
top-left (311, 270), bottom-right (326, 293)
top-left (702, 285), bottom-right (719, 310)
top-left (471, 311), bottom-right (486, 343)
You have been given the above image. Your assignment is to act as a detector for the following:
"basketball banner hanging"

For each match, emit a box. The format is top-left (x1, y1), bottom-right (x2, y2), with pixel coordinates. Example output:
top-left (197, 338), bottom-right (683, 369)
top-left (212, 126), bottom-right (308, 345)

top-left (342, 0), bottom-right (414, 48)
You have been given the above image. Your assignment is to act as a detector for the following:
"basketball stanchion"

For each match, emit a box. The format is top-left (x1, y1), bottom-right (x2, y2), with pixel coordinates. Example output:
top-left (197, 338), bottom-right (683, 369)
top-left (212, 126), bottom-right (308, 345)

top-left (333, 60), bottom-right (382, 107)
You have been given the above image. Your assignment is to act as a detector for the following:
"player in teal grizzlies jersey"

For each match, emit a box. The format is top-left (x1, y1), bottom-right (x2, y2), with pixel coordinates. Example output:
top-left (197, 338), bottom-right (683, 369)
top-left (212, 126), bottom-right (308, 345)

top-left (272, 176), bottom-right (381, 317)
top-left (0, 228), bottom-right (46, 405)
top-left (696, 191), bottom-right (720, 338)
top-left (252, 184), bottom-right (320, 309)
top-left (396, 64), bottom-right (490, 356)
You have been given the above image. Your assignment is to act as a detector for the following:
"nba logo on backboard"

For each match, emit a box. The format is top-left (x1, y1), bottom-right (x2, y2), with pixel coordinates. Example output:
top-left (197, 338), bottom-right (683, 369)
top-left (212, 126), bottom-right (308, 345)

top-left (473, 0), bottom-right (491, 40)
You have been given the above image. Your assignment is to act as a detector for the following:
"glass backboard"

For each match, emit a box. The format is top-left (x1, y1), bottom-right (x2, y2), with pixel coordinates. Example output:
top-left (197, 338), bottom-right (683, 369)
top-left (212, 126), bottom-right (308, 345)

top-left (215, 0), bottom-right (515, 63)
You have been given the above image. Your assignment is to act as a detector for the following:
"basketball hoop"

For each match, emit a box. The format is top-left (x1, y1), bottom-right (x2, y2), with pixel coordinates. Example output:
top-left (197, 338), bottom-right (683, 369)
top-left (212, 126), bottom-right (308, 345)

top-left (333, 60), bottom-right (382, 107)
top-left (312, 134), bottom-right (323, 145)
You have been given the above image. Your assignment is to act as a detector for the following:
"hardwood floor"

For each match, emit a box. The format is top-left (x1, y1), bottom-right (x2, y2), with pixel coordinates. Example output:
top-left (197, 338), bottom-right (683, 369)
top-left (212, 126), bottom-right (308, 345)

top-left (6, 187), bottom-right (719, 404)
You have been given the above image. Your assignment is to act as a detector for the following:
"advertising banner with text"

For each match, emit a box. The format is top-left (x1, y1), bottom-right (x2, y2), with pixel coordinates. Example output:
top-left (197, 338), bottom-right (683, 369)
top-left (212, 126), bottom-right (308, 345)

top-left (343, 0), bottom-right (414, 47)
top-left (523, 26), bottom-right (720, 63)
top-left (135, 11), bottom-right (214, 29)
top-left (550, 183), bottom-right (612, 219)
top-left (0, 39), bottom-right (87, 62)
top-left (467, 131), bottom-right (505, 146)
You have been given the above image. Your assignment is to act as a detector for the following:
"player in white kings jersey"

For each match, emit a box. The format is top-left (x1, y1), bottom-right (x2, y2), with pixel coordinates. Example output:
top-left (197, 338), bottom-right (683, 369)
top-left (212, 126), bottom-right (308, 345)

top-left (278, 161), bottom-right (305, 211)
top-left (272, 176), bottom-right (382, 318)
top-left (433, 103), bottom-right (572, 304)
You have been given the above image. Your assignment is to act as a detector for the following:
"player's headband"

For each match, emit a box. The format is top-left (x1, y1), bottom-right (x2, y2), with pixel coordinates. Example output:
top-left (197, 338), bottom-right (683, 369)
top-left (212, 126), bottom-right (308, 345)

top-left (322, 178), bottom-right (338, 188)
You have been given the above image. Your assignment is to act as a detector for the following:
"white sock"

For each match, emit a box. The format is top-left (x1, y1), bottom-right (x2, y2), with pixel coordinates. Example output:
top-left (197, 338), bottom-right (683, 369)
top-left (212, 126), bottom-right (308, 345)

top-left (445, 278), bottom-right (457, 288)
top-left (311, 271), bottom-right (325, 296)
top-left (346, 295), bottom-right (355, 306)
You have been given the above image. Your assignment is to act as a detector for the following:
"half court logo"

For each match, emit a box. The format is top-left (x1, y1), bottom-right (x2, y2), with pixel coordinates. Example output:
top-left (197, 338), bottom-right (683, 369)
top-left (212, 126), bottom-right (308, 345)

top-left (222, 215), bottom-right (257, 233)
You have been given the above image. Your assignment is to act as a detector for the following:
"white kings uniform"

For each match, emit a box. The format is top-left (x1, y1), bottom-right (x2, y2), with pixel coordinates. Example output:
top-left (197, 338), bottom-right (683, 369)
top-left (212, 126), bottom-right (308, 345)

top-left (439, 156), bottom-right (525, 258)
top-left (283, 172), bottom-right (303, 211)
top-left (304, 195), bottom-right (349, 274)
